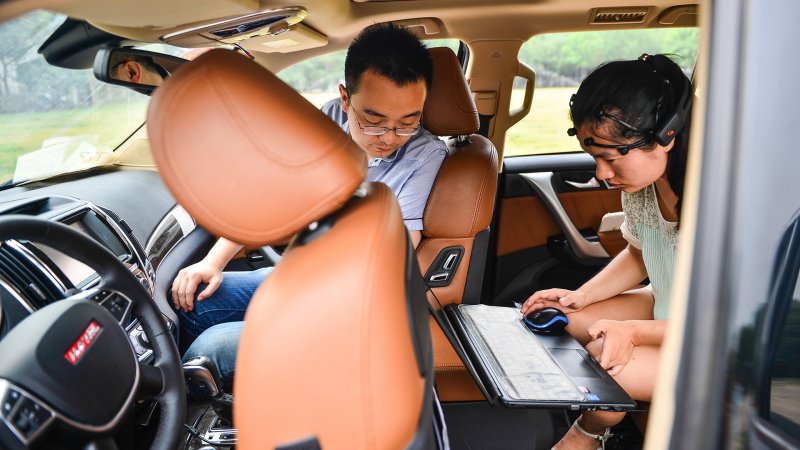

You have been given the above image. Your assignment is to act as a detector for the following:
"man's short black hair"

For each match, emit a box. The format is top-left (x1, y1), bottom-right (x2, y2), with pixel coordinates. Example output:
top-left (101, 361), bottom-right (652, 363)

top-left (344, 23), bottom-right (433, 99)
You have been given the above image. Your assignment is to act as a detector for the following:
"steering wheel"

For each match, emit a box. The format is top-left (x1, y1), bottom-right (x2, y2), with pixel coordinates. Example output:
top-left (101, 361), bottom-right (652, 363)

top-left (0, 216), bottom-right (184, 450)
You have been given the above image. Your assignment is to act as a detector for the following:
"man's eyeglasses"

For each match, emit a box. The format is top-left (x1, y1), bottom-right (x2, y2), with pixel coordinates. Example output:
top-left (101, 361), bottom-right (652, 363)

top-left (350, 107), bottom-right (422, 137)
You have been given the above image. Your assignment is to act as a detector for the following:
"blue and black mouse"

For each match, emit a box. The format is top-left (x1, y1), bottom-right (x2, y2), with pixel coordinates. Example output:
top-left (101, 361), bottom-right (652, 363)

top-left (523, 307), bottom-right (569, 335)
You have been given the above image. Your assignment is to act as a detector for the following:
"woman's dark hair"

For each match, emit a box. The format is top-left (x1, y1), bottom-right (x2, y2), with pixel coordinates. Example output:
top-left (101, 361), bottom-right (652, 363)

top-left (570, 54), bottom-right (692, 223)
top-left (344, 23), bottom-right (433, 99)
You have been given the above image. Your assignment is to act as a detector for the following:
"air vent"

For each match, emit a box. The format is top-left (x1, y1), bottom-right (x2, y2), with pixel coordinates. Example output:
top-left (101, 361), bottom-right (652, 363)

top-left (590, 7), bottom-right (650, 25)
top-left (0, 242), bottom-right (64, 309)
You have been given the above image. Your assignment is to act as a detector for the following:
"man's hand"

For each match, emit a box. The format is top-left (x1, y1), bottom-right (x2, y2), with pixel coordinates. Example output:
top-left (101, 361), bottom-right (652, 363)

top-left (587, 319), bottom-right (637, 376)
top-left (171, 261), bottom-right (224, 312)
top-left (520, 288), bottom-right (589, 316)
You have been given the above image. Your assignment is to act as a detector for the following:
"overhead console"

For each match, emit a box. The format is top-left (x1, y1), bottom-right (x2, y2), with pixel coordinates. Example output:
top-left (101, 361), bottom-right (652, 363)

top-left (160, 6), bottom-right (328, 54)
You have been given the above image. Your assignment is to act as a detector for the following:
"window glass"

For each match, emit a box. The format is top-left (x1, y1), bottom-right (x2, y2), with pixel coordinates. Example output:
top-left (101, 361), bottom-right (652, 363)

top-left (0, 11), bottom-right (151, 184)
top-left (0, 11), bottom-right (196, 185)
top-left (277, 39), bottom-right (462, 108)
top-left (768, 265), bottom-right (800, 439)
top-left (425, 39), bottom-right (460, 54)
top-left (506, 29), bottom-right (699, 157)
top-left (278, 50), bottom-right (346, 108)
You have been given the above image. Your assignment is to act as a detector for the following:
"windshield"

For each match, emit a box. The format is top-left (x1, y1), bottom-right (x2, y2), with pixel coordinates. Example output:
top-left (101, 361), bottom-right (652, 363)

top-left (0, 11), bottom-right (151, 186)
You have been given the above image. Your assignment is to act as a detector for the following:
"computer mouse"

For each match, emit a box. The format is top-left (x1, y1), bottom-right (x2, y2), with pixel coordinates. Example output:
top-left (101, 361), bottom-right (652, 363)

top-left (523, 307), bottom-right (569, 335)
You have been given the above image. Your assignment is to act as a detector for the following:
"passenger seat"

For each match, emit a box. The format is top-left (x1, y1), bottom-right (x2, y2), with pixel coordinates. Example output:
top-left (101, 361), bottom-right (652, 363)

top-left (419, 47), bottom-right (499, 401)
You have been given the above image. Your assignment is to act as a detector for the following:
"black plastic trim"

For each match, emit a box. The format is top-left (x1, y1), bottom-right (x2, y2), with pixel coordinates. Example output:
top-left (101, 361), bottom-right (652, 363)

top-left (38, 19), bottom-right (124, 70)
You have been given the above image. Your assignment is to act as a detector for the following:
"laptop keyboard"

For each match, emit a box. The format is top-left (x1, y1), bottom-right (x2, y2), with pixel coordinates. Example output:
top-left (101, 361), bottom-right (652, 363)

top-left (459, 305), bottom-right (585, 401)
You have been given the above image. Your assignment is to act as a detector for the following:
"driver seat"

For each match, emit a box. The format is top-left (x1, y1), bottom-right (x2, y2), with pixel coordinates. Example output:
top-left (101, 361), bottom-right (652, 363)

top-left (147, 50), bottom-right (436, 449)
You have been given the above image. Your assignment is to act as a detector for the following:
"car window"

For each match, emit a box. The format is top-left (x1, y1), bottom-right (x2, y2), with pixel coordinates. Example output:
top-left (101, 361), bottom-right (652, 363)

top-left (0, 11), bottom-right (155, 185)
top-left (767, 261), bottom-right (800, 439)
top-left (505, 28), bottom-right (699, 157)
top-left (277, 38), bottom-right (462, 109)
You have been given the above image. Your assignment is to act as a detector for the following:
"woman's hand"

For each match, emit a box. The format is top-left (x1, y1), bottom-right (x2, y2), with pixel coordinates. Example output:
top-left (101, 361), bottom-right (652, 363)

top-left (520, 288), bottom-right (589, 316)
top-left (587, 320), bottom-right (637, 376)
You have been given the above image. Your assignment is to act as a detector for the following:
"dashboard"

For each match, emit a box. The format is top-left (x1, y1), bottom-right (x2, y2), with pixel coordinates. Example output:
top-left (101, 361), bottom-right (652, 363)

top-left (0, 170), bottom-right (212, 364)
top-left (0, 169), bottom-right (224, 448)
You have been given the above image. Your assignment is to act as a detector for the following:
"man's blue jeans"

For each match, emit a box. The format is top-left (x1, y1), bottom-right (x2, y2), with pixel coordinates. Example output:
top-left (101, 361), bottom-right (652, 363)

top-left (183, 321), bottom-right (244, 393)
top-left (179, 267), bottom-right (270, 392)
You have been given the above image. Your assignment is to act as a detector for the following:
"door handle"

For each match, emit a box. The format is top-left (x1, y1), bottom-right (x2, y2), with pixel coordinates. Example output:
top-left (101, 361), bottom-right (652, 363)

top-left (565, 177), bottom-right (600, 189)
top-left (521, 172), bottom-right (610, 259)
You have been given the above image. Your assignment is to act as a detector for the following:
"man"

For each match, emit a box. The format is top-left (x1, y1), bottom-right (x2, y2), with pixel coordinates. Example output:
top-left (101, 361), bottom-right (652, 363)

top-left (175, 24), bottom-right (447, 390)
top-left (109, 54), bottom-right (166, 86)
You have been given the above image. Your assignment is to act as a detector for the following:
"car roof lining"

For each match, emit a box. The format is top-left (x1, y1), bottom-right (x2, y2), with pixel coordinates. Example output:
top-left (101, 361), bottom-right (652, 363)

top-left (4, 0), bottom-right (698, 71)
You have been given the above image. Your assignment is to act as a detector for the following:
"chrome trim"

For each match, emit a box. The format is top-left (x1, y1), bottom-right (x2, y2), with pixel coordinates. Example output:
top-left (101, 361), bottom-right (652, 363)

top-left (5, 241), bottom-right (68, 294)
top-left (126, 320), bottom-right (154, 363)
top-left (160, 6), bottom-right (307, 42)
top-left (602, 180), bottom-right (619, 189)
top-left (565, 177), bottom-right (600, 190)
top-left (0, 379), bottom-right (56, 447)
top-left (48, 201), bottom-right (154, 295)
top-left (0, 275), bottom-right (35, 313)
top-left (520, 172), bottom-right (610, 259)
top-left (182, 365), bottom-right (220, 398)
top-left (203, 426), bottom-right (237, 446)
top-left (145, 205), bottom-right (196, 273)
top-left (429, 273), bottom-right (449, 283)
top-left (443, 253), bottom-right (457, 270)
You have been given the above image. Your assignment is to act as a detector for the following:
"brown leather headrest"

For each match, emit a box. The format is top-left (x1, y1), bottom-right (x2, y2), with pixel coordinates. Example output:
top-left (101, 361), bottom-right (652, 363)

top-left (423, 47), bottom-right (480, 136)
top-left (147, 50), bottom-right (366, 247)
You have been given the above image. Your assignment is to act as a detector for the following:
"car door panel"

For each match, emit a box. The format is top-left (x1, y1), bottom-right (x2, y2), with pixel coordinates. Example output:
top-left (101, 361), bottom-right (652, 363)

top-left (492, 153), bottom-right (623, 306)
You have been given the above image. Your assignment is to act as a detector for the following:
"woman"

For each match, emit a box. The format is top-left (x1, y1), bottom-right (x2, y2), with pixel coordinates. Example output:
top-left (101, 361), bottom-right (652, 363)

top-left (520, 54), bottom-right (692, 450)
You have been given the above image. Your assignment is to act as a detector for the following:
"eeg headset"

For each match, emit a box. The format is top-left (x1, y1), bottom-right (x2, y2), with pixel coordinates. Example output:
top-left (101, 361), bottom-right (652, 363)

top-left (567, 53), bottom-right (693, 155)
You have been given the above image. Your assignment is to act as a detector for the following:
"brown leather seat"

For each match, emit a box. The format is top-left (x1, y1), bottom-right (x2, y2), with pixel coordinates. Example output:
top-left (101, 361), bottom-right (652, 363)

top-left (419, 47), bottom-right (499, 401)
top-left (147, 49), bottom-right (436, 449)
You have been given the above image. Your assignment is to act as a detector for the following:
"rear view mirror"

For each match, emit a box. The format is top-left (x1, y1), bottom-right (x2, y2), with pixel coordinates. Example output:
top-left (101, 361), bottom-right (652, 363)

top-left (93, 48), bottom-right (187, 95)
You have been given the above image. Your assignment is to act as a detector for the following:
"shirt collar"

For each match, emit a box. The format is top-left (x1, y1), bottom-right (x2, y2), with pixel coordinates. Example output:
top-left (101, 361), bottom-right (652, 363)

top-left (367, 149), bottom-right (401, 167)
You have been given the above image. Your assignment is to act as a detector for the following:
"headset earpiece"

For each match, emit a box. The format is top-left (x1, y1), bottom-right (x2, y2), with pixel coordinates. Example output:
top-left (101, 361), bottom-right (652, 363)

top-left (650, 63), bottom-right (693, 146)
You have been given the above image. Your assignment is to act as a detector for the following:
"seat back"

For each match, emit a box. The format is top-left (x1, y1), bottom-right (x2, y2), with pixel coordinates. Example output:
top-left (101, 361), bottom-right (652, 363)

top-left (237, 183), bottom-right (435, 449)
top-left (419, 47), bottom-right (499, 402)
top-left (147, 49), bottom-right (435, 449)
top-left (419, 47), bottom-right (499, 308)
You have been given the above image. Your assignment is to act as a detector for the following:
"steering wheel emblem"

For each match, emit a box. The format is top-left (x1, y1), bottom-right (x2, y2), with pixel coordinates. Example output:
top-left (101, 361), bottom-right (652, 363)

top-left (64, 320), bottom-right (103, 365)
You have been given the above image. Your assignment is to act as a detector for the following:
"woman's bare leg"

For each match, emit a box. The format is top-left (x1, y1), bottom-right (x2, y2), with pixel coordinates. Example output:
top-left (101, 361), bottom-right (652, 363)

top-left (565, 288), bottom-right (654, 346)
top-left (552, 340), bottom-right (661, 449)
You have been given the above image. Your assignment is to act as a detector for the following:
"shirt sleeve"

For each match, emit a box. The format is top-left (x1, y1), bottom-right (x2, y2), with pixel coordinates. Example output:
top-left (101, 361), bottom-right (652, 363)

top-left (620, 191), bottom-right (642, 249)
top-left (620, 218), bottom-right (642, 249)
top-left (319, 98), bottom-right (349, 132)
top-left (397, 146), bottom-right (447, 231)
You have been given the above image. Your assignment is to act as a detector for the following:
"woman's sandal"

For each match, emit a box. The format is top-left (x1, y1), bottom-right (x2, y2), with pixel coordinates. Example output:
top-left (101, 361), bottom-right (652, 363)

top-left (573, 419), bottom-right (614, 450)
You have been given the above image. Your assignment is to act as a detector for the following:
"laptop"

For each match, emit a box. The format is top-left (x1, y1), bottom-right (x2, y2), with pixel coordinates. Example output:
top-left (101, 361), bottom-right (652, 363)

top-left (427, 293), bottom-right (637, 411)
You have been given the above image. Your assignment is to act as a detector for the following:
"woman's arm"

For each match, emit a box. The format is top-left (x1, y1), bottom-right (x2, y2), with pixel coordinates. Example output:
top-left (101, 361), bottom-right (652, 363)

top-left (578, 244), bottom-right (649, 305)
top-left (521, 244), bottom-right (648, 315)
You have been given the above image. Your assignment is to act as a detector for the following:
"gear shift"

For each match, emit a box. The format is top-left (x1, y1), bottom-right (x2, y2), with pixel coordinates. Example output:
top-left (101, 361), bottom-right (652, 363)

top-left (183, 356), bottom-right (234, 425)
top-left (183, 356), bottom-right (222, 396)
